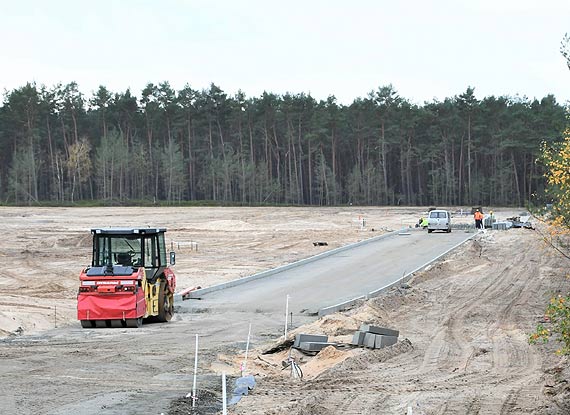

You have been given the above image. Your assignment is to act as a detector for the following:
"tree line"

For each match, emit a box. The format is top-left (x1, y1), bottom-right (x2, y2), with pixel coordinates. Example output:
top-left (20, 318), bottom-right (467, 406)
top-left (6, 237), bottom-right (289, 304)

top-left (0, 82), bottom-right (567, 206)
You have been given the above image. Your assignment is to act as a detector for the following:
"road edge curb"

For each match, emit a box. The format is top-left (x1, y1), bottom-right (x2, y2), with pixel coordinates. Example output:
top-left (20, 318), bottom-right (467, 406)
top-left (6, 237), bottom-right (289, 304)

top-left (317, 230), bottom-right (479, 316)
top-left (176, 228), bottom-right (406, 301)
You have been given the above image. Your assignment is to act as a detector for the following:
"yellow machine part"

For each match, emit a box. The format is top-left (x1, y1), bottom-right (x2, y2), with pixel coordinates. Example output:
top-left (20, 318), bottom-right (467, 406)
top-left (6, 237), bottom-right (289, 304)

top-left (144, 281), bottom-right (160, 317)
top-left (142, 270), bottom-right (160, 318)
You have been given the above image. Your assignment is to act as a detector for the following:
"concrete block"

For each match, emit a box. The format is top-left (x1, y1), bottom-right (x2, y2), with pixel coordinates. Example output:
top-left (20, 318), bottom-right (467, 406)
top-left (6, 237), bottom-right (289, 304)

top-left (363, 333), bottom-right (377, 349)
top-left (483, 217), bottom-right (496, 228)
top-left (294, 334), bottom-right (328, 348)
top-left (374, 335), bottom-right (398, 349)
top-left (351, 331), bottom-right (367, 346)
top-left (359, 324), bottom-right (399, 337)
top-left (298, 341), bottom-right (336, 352)
top-left (492, 222), bottom-right (507, 230)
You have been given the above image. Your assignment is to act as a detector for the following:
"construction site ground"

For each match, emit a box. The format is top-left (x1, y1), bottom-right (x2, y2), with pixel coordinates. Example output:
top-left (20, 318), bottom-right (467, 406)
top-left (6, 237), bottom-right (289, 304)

top-left (0, 206), bottom-right (568, 414)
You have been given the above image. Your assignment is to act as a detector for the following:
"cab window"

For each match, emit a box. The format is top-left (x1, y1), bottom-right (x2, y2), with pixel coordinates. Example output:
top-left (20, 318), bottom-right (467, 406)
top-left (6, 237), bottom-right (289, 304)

top-left (144, 235), bottom-right (156, 267)
top-left (93, 235), bottom-right (142, 267)
top-left (158, 233), bottom-right (167, 266)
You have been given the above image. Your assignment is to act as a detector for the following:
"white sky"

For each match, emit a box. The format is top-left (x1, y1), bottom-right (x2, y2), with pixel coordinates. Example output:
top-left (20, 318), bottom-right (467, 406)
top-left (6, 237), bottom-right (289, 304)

top-left (1, 0), bottom-right (569, 105)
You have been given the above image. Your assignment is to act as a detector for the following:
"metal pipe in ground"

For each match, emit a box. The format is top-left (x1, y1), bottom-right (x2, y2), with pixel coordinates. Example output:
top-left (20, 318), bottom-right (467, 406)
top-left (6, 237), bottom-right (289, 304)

top-left (185, 334), bottom-right (199, 406)
top-left (241, 323), bottom-right (252, 376)
top-left (192, 334), bottom-right (198, 407)
top-left (222, 372), bottom-right (227, 415)
top-left (284, 294), bottom-right (290, 339)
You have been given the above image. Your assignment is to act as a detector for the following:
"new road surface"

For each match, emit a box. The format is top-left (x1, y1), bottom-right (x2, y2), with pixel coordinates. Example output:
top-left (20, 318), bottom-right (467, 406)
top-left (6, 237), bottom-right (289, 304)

top-left (180, 229), bottom-right (475, 339)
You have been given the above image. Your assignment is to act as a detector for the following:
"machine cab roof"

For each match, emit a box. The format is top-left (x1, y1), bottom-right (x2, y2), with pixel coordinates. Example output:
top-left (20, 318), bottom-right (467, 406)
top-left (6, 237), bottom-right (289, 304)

top-left (89, 227), bottom-right (169, 281)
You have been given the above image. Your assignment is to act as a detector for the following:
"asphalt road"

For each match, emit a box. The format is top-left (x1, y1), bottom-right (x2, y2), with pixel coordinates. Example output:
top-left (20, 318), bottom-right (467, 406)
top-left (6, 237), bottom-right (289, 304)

top-left (168, 228), bottom-right (477, 364)
top-left (0, 228), bottom-right (475, 415)
top-left (182, 229), bottom-right (474, 321)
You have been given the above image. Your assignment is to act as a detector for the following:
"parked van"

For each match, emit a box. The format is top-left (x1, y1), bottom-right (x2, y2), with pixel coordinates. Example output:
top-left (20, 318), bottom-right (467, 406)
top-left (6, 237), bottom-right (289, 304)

top-left (427, 209), bottom-right (452, 233)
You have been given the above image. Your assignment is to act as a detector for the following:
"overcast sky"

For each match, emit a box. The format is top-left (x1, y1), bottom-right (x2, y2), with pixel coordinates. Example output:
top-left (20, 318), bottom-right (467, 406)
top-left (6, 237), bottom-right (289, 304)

top-left (1, 0), bottom-right (569, 105)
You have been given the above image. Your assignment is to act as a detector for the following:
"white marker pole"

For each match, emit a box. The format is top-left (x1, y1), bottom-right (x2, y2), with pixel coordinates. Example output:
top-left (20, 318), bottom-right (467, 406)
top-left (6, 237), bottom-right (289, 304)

top-left (284, 294), bottom-right (290, 339)
top-left (187, 334), bottom-right (198, 407)
top-left (241, 323), bottom-right (252, 376)
top-left (222, 372), bottom-right (227, 415)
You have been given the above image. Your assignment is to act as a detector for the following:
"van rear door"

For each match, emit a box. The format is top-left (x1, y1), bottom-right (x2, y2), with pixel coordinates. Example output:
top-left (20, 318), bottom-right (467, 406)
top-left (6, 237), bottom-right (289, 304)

top-left (428, 210), bottom-right (451, 231)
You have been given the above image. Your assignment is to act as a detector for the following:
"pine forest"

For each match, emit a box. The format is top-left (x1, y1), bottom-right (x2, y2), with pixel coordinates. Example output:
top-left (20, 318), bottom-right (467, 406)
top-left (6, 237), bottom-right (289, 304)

top-left (0, 82), bottom-right (567, 207)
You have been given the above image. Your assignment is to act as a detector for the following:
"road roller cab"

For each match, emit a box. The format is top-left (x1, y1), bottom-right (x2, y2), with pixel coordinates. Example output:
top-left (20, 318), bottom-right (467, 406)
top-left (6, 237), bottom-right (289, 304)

top-left (77, 228), bottom-right (176, 328)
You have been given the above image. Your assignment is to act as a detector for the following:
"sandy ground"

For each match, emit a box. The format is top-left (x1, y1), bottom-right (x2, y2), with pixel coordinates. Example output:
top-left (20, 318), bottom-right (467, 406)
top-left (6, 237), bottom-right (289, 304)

top-left (0, 206), bottom-right (567, 414)
top-left (0, 205), bottom-right (483, 337)
top-left (228, 230), bottom-right (570, 415)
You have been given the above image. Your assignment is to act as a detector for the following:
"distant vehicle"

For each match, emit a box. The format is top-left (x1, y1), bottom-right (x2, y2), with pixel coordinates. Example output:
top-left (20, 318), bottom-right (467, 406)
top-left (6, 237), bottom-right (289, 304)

top-left (427, 210), bottom-right (452, 233)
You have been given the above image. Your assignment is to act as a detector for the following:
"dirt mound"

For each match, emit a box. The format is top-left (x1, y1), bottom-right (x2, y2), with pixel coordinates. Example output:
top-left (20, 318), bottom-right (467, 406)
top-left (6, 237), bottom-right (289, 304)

top-left (291, 313), bottom-right (361, 337)
top-left (300, 346), bottom-right (351, 379)
top-left (325, 338), bottom-right (413, 375)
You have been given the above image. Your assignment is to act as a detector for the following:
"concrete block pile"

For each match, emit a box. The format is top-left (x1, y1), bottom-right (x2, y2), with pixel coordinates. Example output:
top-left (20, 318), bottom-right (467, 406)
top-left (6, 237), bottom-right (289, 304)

top-left (293, 325), bottom-right (399, 353)
top-left (351, 324), bottom-right (398, 349)
top-left (293, 333), bottom-right (336, 352)
top-left (492, 221), bottom-right (512, 230)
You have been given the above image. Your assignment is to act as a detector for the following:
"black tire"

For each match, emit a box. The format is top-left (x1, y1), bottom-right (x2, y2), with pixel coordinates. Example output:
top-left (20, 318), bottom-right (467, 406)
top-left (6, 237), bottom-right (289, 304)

top-left (157, 280), bottom-right (173, 322)
top-left (126, 317), bottom-right (142, 328)
top-left (110, 320), bottom-right (124, 328)
top-left (80, 320), bottom-right (94, 328)
top-left (427, 229), bottom-right (433, 233)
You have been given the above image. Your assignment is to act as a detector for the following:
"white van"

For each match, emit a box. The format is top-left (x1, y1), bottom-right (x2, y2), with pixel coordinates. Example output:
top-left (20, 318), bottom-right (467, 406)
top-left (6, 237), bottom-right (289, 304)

top-left (427, 209), bottom-right (452, 233)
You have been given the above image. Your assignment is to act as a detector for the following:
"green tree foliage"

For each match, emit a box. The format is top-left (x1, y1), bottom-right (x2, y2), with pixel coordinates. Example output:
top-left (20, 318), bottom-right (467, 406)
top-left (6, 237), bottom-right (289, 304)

top-left (531, 296), bottom-right (570, 355)
top-left (530, 129), bottom-right (570, 354)
top-left (160, 137), bottom-right (186, 203)
top-left (8, 147), bottom-right (39, 204)
top-left (0, 82), bottom-right (567, 205)
top-left (94, 130), bottom-right (127, 201)
top-left (544, 132), bottom-right (570, 226)
top-left (529, 33), bottom-right (570, 353)
top-left (67, 138), bottom-right (92, 202)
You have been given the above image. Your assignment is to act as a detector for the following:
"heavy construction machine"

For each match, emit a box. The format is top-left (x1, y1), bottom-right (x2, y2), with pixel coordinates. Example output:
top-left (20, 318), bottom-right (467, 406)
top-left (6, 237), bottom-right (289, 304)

top-left (77, 228), bottom-right (176, 328)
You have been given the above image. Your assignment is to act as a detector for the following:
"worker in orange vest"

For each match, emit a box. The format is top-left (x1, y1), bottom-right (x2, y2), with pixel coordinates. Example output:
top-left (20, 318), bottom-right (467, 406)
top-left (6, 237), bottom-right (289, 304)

top-left (474, 209), bottom-right (484, 230)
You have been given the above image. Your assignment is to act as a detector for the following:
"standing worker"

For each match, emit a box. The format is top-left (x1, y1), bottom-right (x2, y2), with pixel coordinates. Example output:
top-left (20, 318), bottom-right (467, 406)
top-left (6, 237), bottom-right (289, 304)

top-left (474, 209), bottom-right (484, 230)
